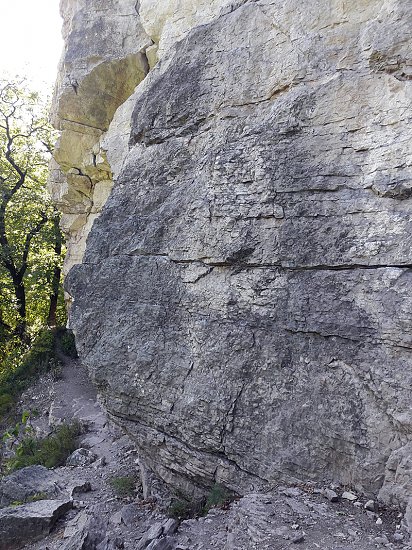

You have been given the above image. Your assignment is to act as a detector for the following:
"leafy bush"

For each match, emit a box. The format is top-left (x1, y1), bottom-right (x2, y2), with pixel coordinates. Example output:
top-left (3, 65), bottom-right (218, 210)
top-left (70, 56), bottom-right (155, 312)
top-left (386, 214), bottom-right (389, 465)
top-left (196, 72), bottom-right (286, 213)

top-left (203, 484), bottom-right (232, 514)
top-left (0, 328), bottom-right (61, 417)
top-left (109, 476), bottom-right (137, 498)
top-left (168, 498), bottom-right (204, 520)
top-left (4, 421), bottom-right (81, 473)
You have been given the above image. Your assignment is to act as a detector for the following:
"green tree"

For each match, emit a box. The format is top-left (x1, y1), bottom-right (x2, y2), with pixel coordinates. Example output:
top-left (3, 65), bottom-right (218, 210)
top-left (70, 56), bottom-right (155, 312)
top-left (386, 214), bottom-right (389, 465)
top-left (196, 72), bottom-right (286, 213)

top-left (0, 79), bottom-right (64, 352)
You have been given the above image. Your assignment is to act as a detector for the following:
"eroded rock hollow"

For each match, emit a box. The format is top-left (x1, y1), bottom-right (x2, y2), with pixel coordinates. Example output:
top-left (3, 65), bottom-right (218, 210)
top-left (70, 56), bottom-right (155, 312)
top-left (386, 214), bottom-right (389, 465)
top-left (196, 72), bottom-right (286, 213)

top-left (51, 0), bottom-right (412, 504)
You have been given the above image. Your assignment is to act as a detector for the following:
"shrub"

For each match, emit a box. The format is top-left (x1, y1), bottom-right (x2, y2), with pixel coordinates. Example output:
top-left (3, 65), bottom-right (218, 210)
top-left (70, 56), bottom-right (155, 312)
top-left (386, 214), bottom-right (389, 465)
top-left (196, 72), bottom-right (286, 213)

top-left (0, 328), bottom-right (58, 417)
top-left (203, 483), bottom-right (232, 514)
top-left (168, 484), bottom-right (235, 520)
top-left (4, 421), bottom-right (81, 473)
top-left (109, 476), bottom-right (137, 498)
top-left (168, 498), bottom-right (204, 520)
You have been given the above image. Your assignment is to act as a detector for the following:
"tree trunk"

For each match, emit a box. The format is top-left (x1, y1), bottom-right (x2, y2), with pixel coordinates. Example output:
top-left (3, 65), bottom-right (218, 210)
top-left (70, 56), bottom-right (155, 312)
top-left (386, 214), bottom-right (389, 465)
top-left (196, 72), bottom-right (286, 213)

top-left (47, 215), bottom-right (63, 328)
top-left (13, 276), bottom-right (27, 341)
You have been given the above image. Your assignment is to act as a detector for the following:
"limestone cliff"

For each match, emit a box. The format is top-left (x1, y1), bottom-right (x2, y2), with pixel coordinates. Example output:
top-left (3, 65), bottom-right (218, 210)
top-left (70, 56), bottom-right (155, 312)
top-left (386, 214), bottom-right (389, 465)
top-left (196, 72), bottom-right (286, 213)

top-left (52, 0), bottom-right (412, 506)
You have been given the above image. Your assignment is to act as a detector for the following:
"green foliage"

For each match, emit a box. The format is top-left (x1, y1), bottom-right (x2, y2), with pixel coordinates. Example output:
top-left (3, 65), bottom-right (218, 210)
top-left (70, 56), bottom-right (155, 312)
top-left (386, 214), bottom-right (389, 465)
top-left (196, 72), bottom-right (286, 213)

top-left (11, 491), bottom-right (48, 506)
top-left (167, 498), bottom-right (204, 520)
top-left (168, 484), bottom-right (235, 520)
top-left (203, 483), bottom-right (232, 514)
top-left (109, 476), bottom-right (137, 498)
top-left (27, 491), bottom-right (48, 502)
top-left (4, 421), bottom-right (81, 473)
top-left (0, 77), bottom-right (65, 351)
top-left (0, 328), bottom-right (58, 417)
top-left (59, 329), bottom-right (78, 358)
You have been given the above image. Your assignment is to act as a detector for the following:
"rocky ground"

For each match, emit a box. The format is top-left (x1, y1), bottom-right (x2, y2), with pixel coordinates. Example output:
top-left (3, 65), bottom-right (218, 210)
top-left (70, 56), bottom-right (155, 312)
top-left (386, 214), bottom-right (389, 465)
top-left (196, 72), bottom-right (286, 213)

top-left (0, 353), bottom-right (410, 549)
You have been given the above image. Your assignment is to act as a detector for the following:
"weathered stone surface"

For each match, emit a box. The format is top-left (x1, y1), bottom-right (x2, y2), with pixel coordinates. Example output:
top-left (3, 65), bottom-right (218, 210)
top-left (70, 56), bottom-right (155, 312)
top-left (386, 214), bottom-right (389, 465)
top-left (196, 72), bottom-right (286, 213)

top-left (61, 513), bottom-right (108, 550)
top-left (379, 442), bottom-right (412, 507)
top-left (66, 447), bottom-right (98, 467)
top-left (49, 0), bottom-right (152, 280)
top-left (0, 464), bottom-right (91, 508)
top-left (0, 466), bottom-right (61, 507)
top-left (55, 0), bottom-right (412, 507)
top-left (0, 499), bottom-right (72, 550)
top-left (139, 0), bottom-right (239, 60)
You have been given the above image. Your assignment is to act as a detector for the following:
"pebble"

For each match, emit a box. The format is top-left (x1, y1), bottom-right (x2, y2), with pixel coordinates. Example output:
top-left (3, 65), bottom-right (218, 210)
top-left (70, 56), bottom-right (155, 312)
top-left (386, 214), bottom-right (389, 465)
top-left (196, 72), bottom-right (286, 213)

top-left (292, 533), bottom-right (305, 544)
top-left (374, 535), bottom-right (389, 544)
top-left (283, 487), bottom-right (302, 498)
top-left (323, 489), bottom-right (339, 502)
top-left (342, 491), bottom-right (357, 501)
top-left (376, 517), bottom-right (383, 525)
top-left (365, 500), bottom-right (376, 512)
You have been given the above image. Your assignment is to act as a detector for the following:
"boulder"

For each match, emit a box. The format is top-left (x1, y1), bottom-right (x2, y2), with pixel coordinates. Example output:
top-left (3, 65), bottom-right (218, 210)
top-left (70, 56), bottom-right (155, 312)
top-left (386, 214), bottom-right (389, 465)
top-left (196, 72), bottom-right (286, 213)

top-left (0, 465), bottom-right (61, 507)
top-left (0, 499), bottom-right (72, 550)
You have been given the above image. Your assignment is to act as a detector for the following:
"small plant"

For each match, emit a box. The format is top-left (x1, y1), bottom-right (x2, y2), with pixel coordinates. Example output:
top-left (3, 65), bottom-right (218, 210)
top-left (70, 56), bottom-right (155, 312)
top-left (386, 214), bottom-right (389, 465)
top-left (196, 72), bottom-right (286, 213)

top-left (2, 410), bottom-right (34, 447)
top-left (10, 491), bottom-right (48, 507)
top-left (27, 491), bottom-right (48, 502)
top-left (4, 421), bottom-right (81, 473)
top-left (109, 476), bottom-right (137, 498)
top-left (168, 498), bottom-right (204, 520)
top-left (168, 484), bottom-right (235, 520)
top-left (203, 484), bottom-right (233, 514)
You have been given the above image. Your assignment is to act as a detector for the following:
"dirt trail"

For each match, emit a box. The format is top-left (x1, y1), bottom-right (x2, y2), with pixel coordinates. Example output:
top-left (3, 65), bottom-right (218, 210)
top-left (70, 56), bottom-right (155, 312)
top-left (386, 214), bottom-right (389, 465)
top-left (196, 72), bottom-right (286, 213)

top-left (2, 355), bottom-right (409, 549)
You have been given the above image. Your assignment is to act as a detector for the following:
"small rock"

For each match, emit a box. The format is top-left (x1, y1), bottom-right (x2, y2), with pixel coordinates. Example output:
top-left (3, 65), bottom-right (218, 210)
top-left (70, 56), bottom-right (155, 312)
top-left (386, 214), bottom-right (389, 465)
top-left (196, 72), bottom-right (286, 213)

top-left (353, 501), bottom-right (363, 507)
top-left (376, 517), bottom-right (383, 525)
top-left (323, 488), bottom-right (339, 502)
top-left (137, 522), bottom-right (164, 550)
top-left (393, 532), bottom-right (404, 542)
top-left (342, 491), bottom-right (357, 501)
top-left (64, 510), bottom-right (89, 538)
top-left (111, 504), bottom-right (138, 527)
top-left (60, 514), bottom-right (107, 550)
top-left (292, 532), bottom-right (305, 544)
top-left (97, 536), bottom-right (125, 550)
top-left (365, 499), bottom-right (376, 512)
top-left (66, 448), bottom-right (98, 467)
top-left (69, 481), bottom-right (92, 497)
top-left (72, 500), bottom-right (87, 509)
top-left (374, 534), bottom-right (389, 544)
top-left (283, 487), bottom-right (302, 498)
top-left (366, 510), bottom-right (377, 520)
top-left (286, 498), bottom-right (310, 515)
top-left (91, 456), bottom-right (107, 469)
top-left (291, 523), bottom-right (300, 530)
top-left (162, 518), bottom-right (179, 535)
top-left (146, 538), bottom-right (174, 550)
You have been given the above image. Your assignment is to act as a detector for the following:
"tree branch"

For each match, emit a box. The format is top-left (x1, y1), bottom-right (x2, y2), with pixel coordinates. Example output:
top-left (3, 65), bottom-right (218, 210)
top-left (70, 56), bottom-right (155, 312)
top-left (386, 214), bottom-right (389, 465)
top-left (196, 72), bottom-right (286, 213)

top-left (18, 212), bottom-right (48, 279)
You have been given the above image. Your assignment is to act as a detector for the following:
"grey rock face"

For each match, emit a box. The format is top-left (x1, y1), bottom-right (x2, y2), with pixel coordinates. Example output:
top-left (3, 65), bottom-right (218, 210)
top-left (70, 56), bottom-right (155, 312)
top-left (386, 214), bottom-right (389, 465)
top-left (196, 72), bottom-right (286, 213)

top-left (0, 465), bottom-right (61, 507)
top-left (0, 499), bottom-right (72, 550)
top-left (58, 0), bottom-right (412, 500)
